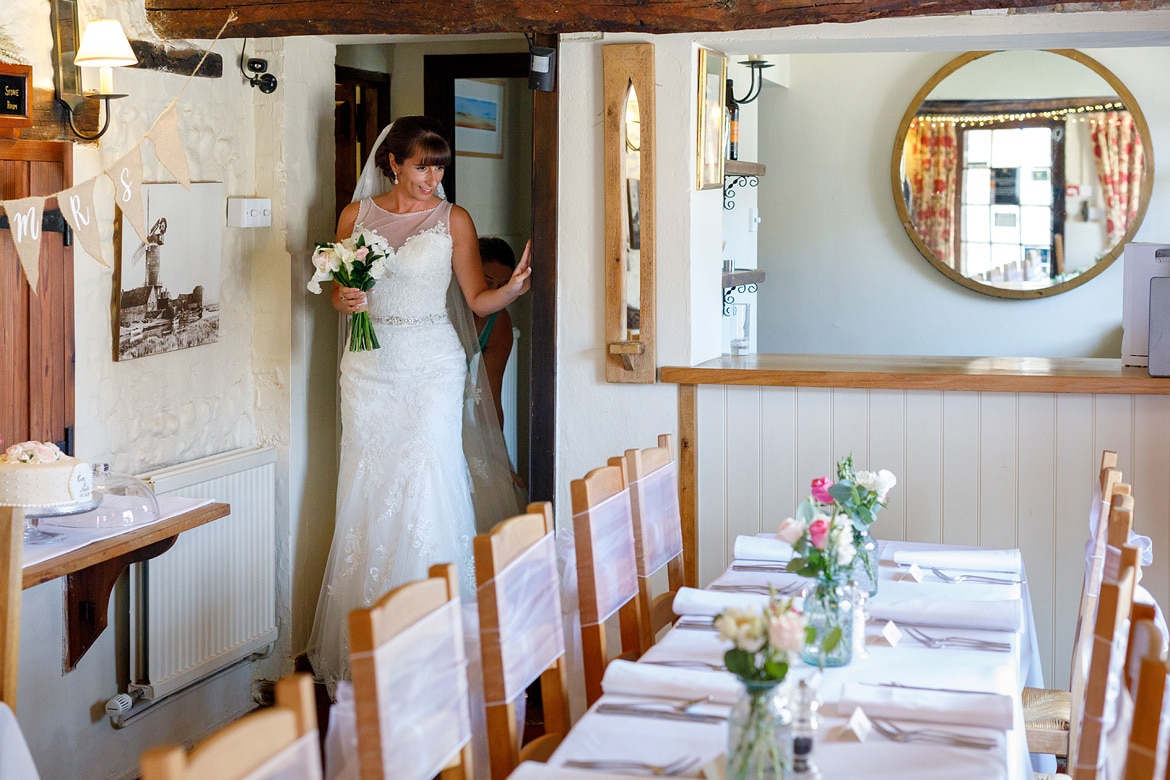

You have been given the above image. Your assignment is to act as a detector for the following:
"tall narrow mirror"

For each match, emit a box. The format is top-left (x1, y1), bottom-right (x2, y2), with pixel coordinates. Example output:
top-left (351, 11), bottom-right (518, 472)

top-left (604, 43), bottom-right (656, 382)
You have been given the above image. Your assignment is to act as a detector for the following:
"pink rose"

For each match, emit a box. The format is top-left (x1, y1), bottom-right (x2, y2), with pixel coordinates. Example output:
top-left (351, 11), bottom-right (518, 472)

top-left (810, 476), bottom-right (834, 504)
top-left (355, 246), bottom-right (369, 261)
top-left (808, 518), bottom-right (829, 549)
top-left (776, 517), bottom-right (804, 545)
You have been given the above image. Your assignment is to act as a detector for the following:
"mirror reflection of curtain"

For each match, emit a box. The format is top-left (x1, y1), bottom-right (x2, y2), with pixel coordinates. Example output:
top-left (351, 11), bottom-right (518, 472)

top-left (904, 120), bottom-right (959, 267)
top-left (1089, 111), bottom-right (1145, 245)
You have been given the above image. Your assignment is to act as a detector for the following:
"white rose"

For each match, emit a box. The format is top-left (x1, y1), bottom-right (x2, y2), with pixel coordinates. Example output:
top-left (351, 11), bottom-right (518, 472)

top-left (776, 517), bottom-right (804, 545)
top-left (768, 611), bottom-right (805, 653)
top-left (875, 469), bottom-right (897, 500)
top-left (368, 259), bottom-right (388, 280)
top-left (832, 525), bottom-right (856, 566)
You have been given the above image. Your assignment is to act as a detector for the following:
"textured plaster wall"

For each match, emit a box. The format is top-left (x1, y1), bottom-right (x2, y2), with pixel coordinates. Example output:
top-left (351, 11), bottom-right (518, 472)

top-left (11, 1), bottom-right (338, 774)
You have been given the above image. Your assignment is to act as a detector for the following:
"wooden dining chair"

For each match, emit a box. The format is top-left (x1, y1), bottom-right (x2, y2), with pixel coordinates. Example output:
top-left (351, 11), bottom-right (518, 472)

top-left (475, 502), bottom-right (570, 779)
top-left (349, 562), bottom-right (473, 780)
top-left (140, 673), bottom-right (320, 780)
top-left (1070, 495), bottom-right (1139, 779)
top-left (1123, 618), bottom-right (1167, 780)
top-left (1024, 452), bottom-right (1121, 757)
top-left (570, 462), bottom-right (641, 707)
top-left (0, 506), bottom-right (23, 712)
top-left (612, 434), bottom-right (685, 654)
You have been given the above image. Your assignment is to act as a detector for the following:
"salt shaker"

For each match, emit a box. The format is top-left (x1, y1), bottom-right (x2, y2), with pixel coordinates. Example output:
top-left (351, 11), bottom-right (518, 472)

top-left (848, 579), bottom-right (869, 661)
top-left (791, 678), bottom-right (823, 778)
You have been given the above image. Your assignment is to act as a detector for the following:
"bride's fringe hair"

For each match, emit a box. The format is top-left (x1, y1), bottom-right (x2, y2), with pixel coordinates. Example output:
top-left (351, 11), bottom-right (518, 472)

top-left (375, 115), bottom-right (452, 175)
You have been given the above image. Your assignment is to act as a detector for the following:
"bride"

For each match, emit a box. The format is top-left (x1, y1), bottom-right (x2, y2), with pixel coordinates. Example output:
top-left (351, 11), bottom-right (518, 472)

top-left (307, 116), bottom-right (531, 688)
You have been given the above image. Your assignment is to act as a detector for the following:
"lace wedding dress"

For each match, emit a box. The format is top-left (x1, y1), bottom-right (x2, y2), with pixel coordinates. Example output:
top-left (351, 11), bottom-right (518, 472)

top-left (308, 198), bottom-right (478, 688)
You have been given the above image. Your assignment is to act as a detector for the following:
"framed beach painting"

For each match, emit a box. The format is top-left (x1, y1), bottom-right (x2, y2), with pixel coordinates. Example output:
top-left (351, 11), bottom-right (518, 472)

top-left (696, 48), bottom-right (727, 190)
top-left (454, 78), bottom-right (504, 158)
top-left (115, 182), bottom-right (223, 361)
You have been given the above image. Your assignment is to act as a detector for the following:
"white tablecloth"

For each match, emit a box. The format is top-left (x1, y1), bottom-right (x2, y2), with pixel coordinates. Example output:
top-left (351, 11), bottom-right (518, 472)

top-left (0, 704), bottom-right (40, 780)
top-left (542, 539), bottom-right (1045, 779)
top-left (21, 496), bottom-right (214, 569)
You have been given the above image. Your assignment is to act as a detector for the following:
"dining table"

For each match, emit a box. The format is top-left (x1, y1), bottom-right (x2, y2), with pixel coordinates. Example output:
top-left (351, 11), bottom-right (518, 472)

top-left (518, 536), bottom-right (1052, 779)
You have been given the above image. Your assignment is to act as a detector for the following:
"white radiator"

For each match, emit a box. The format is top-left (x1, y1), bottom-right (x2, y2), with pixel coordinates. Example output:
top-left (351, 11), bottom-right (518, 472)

top-left (128, 447), bottom-right (279, 701)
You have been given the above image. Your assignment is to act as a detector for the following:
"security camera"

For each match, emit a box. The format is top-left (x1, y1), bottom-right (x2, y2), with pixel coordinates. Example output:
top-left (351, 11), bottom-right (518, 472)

top-left (246, 58), bottom-right (268, 74)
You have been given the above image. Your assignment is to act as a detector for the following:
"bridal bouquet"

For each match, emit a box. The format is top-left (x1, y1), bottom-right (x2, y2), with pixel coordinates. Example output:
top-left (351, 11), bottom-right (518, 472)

top-left (307, 230), bottom-right (391, 352)
top-left (714, 592), bottom-right (805, 780)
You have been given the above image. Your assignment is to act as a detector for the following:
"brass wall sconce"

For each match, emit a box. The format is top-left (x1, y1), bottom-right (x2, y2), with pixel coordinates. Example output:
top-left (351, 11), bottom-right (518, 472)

top-left (52, 12), bottom-right (138, 141)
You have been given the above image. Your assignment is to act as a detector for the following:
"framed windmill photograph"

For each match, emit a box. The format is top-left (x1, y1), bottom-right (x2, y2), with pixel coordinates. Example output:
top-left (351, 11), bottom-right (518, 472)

top-left (115, 182), bottom-right (223, 360)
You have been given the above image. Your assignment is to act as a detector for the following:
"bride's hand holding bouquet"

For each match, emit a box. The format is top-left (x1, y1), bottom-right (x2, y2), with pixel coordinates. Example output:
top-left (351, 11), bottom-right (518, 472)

top-left (308, 229), bottom-right (391, 351)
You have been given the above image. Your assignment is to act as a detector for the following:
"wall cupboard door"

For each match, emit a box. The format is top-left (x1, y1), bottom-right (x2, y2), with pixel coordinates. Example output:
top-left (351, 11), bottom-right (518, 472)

top-left (0, 139), bottom-right (75, 453)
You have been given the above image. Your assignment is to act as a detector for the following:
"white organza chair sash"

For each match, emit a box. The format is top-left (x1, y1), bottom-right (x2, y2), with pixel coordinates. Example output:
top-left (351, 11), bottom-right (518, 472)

top-left (479, 532), bottom-right (566, 706)
top-left (1077, 622), bottom-right (1132, 776)
top-left (241, 733), bottom-right (323, 780)
top-left (353, 598), bottom-right (472, 780)
top-left (573, 488), bottom-right (638, 628)
top-left (629, 461), bottom-right (683, 578)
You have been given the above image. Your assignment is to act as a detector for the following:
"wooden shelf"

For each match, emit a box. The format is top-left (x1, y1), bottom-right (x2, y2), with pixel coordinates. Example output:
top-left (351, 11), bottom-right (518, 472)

top-left (724, 160), bottom-right (766, 177)
top-left (661, 354), bottom-right (1170, 395)
top-left (722, 269), bottom-right (765, 288)
top-left (21, 501), bottom-right (230, 669)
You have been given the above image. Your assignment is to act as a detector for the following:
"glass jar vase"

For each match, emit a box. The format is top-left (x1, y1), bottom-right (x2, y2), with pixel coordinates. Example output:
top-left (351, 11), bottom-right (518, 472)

top-left (851, 527), bottom-right (879, 597)
top-left (728, 679), bottom-right (793, 780)
top-left (800, 581), bottom-right (853, 668)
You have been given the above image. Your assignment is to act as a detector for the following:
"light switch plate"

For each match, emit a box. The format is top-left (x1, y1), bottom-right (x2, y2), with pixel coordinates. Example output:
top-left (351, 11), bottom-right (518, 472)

top-left (227, 197), bottom-right (272, 228)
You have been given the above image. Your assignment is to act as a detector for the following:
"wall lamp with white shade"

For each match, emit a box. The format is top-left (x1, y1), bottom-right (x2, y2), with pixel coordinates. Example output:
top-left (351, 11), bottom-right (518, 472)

top-left (56, 18), bottom-right (138, 141)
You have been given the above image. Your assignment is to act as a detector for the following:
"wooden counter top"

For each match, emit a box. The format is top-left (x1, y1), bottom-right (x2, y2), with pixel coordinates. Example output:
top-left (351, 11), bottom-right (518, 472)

top-left (22, 501), bottom-right (230, 589)
top-left (660, 354), bottom-right (1170, 395)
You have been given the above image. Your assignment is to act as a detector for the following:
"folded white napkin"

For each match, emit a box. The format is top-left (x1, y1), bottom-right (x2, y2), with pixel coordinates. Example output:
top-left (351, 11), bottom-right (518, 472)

top-left (839, 681), bottom-right (1013, 730)
top-left (870, 598), bottom-right (1022, 632)
top-left (888, 548), bottom-right (1021, 574)
top-left (601, 659), bottom-right (740, 705)
top-left (733, 535), bottom-right (794, 563)
top-left (672, 587), bottom-right (769, 617)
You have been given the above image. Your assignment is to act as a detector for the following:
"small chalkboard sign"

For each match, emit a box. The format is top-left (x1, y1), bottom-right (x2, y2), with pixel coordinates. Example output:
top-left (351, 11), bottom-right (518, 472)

top-left (0, 64), bottom-right (33, 129)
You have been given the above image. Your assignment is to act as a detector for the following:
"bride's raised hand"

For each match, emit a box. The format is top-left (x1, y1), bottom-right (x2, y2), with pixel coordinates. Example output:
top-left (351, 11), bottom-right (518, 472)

top-left (505, 240), bottom-right (533, 298)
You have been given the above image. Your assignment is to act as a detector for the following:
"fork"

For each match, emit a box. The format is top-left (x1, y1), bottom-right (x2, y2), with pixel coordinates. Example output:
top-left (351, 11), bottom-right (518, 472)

top-left (870, 719), bottom-right (996, 750)
top-left (563, 755), bottom-right (701, 776)
top-left (903, 625), bottom-right (1011, 652)
top-left (617, 694), bottom-right (714, 712)
top-left (930, 568), bottom-right (1024, 585)
top-left (709, 583), bottom-right (796, 595)
top-left (642, 659), bottom-right (727, 671)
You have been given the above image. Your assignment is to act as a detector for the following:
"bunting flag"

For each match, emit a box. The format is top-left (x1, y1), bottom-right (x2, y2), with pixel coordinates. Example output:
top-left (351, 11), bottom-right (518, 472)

top-left (3, 196), bottom-right (46, 293)
top-left (58, 178), bottom-right (107, 267)
top-left (106, 147), bottom-right (147, 243)
top-left (147, 106), bottom-right (191, 190)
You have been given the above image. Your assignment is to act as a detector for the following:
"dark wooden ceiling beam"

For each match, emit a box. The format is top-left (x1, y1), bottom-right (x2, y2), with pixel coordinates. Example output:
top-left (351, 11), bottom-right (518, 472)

top-left (144, 0), bottom-right (1145, 39)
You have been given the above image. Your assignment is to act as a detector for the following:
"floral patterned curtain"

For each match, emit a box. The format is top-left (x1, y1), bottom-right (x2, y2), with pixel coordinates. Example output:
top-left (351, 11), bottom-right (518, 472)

top-left (1089, 110), bottom-right (1145, 244)
top-left (903, 120), bottom-right (959, 268)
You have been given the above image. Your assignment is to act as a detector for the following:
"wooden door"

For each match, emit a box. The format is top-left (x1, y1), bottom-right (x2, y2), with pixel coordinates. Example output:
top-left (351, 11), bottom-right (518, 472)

top-left (334, 66), bottom-right (391, 219)
top-left (0, 139), bottom-right (75, 453)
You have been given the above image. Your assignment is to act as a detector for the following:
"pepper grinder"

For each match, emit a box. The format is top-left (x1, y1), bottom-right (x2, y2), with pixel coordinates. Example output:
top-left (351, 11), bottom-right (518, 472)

top-left (791, 678), bottom-right (823, 778)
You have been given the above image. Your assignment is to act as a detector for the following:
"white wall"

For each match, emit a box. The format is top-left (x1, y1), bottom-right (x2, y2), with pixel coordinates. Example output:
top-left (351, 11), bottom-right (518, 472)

top-left (753, 46), bottom-right (1170, 358)
top-left (11, 1), bottom-right (338, 774)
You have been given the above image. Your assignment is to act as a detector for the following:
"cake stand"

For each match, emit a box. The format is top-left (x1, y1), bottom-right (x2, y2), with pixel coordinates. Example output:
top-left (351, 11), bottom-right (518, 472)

top-left (23, 496), bottom-right (103, 544)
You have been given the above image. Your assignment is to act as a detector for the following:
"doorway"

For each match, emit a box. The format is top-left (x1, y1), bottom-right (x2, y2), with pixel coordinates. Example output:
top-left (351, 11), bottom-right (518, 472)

top-left (334, 66), bottom-right (392, 219)
top-left (424, 49), bottom-right (557, 503)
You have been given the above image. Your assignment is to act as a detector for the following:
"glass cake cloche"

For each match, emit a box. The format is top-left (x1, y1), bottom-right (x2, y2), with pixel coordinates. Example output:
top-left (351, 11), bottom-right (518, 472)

top-left (43, 464), bottom-right (160, 528)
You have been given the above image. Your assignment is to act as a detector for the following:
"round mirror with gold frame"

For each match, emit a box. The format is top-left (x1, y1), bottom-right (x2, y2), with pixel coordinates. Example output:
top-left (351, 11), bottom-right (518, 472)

top-left (892, 50), bottom-right (1154, 299)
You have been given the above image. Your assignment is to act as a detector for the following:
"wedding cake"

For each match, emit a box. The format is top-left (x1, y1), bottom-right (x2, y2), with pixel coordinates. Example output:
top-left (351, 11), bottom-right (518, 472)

top-left (0, 441), bottom-right (94, 508)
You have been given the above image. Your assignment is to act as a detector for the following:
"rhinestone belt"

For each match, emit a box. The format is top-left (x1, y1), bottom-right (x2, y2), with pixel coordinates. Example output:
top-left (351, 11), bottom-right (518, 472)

top-left (371, 313), bottom-right (449, 326)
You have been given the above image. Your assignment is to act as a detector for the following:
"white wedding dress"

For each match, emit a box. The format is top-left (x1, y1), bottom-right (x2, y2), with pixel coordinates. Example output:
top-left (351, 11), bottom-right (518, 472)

top-left (308, 198), bottom-right (478, 689)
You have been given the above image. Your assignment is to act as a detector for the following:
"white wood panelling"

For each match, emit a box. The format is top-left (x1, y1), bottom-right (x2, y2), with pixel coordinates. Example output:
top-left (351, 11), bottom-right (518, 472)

top-left (694, 385), bottom-right (1170, 690)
